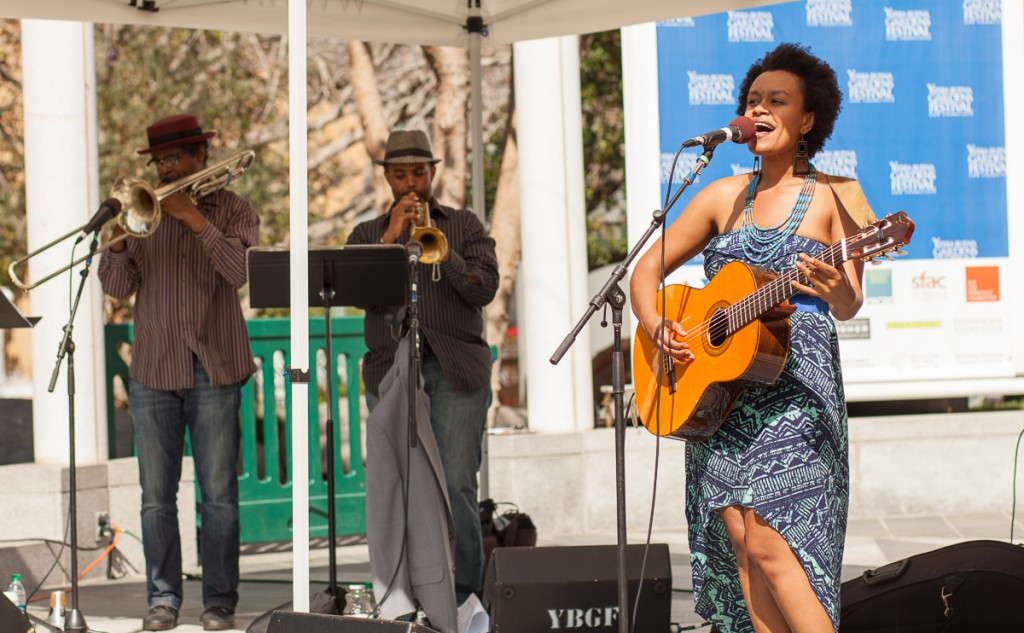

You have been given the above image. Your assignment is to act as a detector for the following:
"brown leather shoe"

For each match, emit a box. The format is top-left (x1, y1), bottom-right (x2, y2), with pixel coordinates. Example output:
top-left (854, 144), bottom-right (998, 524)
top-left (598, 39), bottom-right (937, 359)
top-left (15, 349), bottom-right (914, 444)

top-left (200, 606), bottom-right (235, 631)
top-left (142, 605), bottom-right (178, 631)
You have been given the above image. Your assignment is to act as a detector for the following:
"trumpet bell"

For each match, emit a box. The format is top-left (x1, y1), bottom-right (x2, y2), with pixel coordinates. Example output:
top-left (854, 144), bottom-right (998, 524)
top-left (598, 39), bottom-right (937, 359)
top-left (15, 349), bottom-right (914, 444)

top-left (411, 226), bottom-right (448, 264)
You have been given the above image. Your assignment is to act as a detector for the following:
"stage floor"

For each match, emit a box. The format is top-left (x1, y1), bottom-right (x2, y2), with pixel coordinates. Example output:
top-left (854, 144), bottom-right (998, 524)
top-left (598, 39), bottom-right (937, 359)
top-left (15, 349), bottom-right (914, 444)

top-left (24, 513), bottom-right (1022, 632)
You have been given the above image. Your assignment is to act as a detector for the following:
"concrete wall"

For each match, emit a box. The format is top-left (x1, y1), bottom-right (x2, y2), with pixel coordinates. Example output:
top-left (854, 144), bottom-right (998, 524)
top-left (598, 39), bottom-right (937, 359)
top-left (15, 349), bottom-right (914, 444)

top-left (486, 410), bottom-right (1024, 537)
top-left (0, 457), bottom-right (196, 588)
top-left (848, 410), bottom-right (1024, 516)
top-left (2, 409), bottom-right (1021, 586)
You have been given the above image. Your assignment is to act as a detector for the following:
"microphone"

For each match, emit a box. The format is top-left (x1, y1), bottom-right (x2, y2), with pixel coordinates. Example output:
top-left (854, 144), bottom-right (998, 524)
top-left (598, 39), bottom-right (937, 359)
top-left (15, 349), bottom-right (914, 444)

top-left (80, 199), bottom-right (122, 238)
top-left (406, 241), bottom-right (424, 265)
top-left (680, 116), bottom-right (756, 149)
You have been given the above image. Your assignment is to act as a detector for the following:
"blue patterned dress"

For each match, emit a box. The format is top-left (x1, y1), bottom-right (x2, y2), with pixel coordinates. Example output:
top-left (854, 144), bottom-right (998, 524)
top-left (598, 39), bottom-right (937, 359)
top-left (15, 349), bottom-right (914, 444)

top-left (686, 230), bottom-right (849, 632)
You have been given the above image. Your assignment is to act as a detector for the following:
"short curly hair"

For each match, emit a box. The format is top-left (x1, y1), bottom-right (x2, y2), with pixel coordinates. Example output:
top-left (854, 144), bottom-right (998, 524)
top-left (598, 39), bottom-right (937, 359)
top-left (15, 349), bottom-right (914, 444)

top-left (735, 43), bottom-right (842, 158)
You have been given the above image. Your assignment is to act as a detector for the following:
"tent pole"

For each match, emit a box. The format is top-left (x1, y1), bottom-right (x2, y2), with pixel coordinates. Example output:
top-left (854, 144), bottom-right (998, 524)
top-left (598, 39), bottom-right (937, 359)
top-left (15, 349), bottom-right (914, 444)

top-left (288, 0), bottom-right (311, 614)
top-left (468, 2), bottom-right (491, 502)
top-left (468, 3), bottom-right (486, 222)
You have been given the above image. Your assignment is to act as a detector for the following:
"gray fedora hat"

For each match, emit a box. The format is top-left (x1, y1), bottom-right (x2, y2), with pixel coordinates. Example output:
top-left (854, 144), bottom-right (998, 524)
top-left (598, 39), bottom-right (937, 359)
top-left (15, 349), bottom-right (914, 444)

top-left (374, 130), bottom-right (441, 166)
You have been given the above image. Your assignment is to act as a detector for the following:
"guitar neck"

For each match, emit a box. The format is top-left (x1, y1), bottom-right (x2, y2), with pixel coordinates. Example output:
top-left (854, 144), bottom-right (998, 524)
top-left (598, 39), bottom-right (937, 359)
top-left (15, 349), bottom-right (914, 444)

top-left (724, 238), bottom-right (852, 334)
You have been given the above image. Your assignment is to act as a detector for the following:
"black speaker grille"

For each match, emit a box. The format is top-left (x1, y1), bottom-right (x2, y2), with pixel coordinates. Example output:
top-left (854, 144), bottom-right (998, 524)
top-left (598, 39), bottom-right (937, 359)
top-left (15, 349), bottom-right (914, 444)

top-left (483, 544), bottom-right (672, 633)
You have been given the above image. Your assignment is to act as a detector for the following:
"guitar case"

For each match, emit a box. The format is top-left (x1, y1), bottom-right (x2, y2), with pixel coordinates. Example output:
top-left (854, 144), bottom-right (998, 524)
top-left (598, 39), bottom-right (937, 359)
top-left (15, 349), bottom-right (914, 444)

top-left (840, 539), bottom-right (1024, 632)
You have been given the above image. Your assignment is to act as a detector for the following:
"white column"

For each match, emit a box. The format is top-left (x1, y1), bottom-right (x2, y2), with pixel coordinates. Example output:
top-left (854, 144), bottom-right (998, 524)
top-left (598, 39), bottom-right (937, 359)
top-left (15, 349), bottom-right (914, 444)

top-left (514, 36), bottom-right (592, 433)
top-left (622, 23), bottom-right (663, 339)
top-left (22, 20), bottom-right (108, 466)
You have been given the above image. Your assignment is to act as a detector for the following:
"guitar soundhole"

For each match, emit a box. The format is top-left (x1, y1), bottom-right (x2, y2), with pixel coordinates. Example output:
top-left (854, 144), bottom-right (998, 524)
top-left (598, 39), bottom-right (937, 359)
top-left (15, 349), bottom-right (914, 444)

top-left (708, 309), bottom-right (729, 347)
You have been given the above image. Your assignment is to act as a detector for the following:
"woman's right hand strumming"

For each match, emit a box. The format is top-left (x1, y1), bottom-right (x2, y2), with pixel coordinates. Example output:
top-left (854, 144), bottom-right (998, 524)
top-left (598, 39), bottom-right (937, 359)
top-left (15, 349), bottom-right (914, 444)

top-left (643, 317), bottom-right (695, 363)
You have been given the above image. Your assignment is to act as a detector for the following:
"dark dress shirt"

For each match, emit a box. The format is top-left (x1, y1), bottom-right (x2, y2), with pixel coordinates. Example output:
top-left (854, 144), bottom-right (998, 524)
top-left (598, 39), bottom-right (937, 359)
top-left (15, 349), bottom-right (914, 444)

top-left (98, 189), bottom-right (260, 390)
top-left (347, 199), bottom-right (499, 397)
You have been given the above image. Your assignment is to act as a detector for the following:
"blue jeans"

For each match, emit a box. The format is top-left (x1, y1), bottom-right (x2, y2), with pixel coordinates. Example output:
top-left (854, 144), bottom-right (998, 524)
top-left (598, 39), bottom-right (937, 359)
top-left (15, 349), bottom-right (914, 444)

top-left (130, 357), bottom-right (242, 611)
top-left (368, 356), bottom-right (491, 604)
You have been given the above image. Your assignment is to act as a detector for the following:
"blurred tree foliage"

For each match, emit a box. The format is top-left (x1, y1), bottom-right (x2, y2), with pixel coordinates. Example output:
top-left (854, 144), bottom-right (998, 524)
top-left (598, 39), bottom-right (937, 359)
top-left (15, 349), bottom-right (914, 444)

top-left (0, 20), bottom-right (628, 297)
top-left (579, 30), bottom-right (627, 271)
top-left (0, 20), bottom-right (25, 289)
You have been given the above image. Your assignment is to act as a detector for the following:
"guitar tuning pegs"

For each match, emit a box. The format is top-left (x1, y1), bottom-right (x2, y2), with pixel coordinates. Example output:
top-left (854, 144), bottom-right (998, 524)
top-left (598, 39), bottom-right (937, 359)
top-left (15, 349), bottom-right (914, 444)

top-left (880, 254), bottom-right (895, 261)
top-left (869, 258), bottom-right (883, 266)
top-left (894, 249), bottom-right (907, 257)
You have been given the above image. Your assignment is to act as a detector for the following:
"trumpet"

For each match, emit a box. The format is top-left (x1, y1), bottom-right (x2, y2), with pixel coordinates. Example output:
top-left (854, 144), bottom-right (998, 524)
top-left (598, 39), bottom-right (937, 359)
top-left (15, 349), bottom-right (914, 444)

top-left (408, 193), bottom-right (448, 264)
top-left (9, 149), bottom-right (255, 291)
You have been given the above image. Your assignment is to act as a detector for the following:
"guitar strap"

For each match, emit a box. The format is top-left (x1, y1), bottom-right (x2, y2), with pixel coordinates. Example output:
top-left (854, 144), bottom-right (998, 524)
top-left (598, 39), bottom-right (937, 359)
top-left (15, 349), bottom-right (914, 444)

top-left (824, 174), bottom-right (876, 228)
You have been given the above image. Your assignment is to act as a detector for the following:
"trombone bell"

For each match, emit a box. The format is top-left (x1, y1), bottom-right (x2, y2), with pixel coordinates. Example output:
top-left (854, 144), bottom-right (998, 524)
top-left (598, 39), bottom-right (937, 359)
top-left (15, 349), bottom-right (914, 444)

top-left (8, 149), bottom-right (256, 291)
top-left (110, 177), bottom-right (161, 237)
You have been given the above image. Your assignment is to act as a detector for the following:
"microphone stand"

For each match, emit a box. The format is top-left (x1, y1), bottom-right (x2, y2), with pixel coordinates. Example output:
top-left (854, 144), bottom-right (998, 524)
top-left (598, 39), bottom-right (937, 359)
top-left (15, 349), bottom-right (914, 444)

top-left (550, 144), bottom-right (717, 633)
top-left (48, 234), bottom-right (102, 633)
top-left (319, 273), bottom-right (341, 607)
top-left (406, 244), bottom-right (422, 450)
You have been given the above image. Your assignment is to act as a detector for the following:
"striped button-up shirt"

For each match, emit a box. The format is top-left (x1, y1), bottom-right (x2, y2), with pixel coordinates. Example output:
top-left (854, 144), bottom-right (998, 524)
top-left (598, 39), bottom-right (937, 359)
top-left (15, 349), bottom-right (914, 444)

top-left (98, 189), bottom-right (260, 390)
top-left (347, 199), bottom-right (499, 397)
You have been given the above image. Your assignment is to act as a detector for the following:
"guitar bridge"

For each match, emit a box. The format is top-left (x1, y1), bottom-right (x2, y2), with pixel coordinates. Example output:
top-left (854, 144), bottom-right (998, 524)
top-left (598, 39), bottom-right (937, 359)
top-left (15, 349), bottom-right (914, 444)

top-left (662, 353), bottom-right (677, 394)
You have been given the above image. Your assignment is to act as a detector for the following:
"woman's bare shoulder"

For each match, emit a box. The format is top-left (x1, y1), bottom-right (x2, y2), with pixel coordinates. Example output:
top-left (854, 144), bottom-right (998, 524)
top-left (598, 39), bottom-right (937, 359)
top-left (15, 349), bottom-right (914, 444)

top-left (689, 173), bottom-right (750, 220)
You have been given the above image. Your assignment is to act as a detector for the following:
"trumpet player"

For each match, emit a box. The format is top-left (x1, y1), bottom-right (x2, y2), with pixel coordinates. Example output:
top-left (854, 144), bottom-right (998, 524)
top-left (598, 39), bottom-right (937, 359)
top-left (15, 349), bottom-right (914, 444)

top-left (98, 114), bottom-right (259, 632)
top-left (347, 130), bottom-right (498, 608)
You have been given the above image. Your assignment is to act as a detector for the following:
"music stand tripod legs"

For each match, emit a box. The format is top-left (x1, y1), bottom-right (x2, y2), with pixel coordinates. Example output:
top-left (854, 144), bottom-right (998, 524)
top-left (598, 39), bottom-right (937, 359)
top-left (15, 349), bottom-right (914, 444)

top-left (246, 245), bottom-right (408, 608)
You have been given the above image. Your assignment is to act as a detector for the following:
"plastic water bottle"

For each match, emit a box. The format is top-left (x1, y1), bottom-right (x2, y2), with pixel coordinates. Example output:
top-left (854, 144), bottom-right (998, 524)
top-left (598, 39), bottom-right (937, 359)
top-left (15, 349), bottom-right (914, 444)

top-left (4, 574), bottom-right (26, 612)
top-left (342, 584), bottom-right (374, 617)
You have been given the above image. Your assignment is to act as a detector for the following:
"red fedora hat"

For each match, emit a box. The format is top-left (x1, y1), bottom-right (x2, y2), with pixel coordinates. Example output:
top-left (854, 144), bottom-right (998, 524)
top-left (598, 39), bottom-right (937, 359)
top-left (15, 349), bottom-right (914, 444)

top-left (137, 114), bottom-right (217, 155)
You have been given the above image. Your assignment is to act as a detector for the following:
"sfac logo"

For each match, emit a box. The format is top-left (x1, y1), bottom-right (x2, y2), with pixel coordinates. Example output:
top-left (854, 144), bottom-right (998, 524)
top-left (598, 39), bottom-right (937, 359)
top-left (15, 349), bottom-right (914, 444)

top-left (911, 272), bottom-right (946, 290)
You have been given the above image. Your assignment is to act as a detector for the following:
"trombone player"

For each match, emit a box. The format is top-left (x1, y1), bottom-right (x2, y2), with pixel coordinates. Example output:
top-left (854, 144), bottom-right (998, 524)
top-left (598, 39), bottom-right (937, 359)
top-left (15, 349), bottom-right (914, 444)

top-left (98, 114), bottom-right (259, 632)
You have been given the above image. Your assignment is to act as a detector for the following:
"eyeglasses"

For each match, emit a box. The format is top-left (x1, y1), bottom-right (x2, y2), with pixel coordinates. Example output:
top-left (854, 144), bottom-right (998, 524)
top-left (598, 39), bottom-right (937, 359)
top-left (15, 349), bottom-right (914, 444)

top-left (146, 153), bottom-right (183, 169)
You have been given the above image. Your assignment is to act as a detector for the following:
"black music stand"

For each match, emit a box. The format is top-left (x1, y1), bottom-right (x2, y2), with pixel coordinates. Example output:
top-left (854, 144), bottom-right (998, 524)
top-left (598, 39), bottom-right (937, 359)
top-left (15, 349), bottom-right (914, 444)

top-left (247, 244), bottom-right (407, 607)
top-left (0, 290), bottom-right (40, 329)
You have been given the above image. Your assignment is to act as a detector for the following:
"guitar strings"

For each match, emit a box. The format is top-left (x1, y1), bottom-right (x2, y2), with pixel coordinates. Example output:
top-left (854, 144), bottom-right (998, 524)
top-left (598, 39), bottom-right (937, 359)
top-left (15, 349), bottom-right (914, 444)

top-left (648, 214), bottom-right (903, 411)
top-left (655, 237), bottom-right (852, 370)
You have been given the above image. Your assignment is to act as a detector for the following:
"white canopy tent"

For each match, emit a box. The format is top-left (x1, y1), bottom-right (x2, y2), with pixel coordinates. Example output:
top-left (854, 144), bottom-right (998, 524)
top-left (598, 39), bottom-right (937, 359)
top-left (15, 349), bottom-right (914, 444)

top-left (4, 0), bottom-right (784, 45)
top-left (3, 0), bottom-right (786, 611)
top-left (4, 0), bottom-right (787, 217)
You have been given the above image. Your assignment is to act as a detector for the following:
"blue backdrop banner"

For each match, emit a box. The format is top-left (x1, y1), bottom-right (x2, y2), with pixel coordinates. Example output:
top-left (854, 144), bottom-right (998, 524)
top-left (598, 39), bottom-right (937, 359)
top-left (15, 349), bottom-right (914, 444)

top-left (656, 0), bottom-right (1005, 260)
top-left (650, 1), bottom-right (1013, 389)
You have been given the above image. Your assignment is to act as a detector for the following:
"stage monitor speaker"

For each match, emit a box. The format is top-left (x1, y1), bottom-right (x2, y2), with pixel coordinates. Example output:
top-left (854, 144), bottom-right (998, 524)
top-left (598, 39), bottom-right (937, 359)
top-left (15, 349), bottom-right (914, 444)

top-left (0, 592), bottom-right (32, 633)
top-left (266, 612), bottom-right (440, 633)
top-left (483, 544), bottom-right (672, 633)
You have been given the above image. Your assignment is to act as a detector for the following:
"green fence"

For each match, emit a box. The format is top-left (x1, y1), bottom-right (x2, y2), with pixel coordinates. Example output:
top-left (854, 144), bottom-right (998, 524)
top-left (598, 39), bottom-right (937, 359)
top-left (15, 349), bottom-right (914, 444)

top-left (105, 317), bottom-right (369, 544)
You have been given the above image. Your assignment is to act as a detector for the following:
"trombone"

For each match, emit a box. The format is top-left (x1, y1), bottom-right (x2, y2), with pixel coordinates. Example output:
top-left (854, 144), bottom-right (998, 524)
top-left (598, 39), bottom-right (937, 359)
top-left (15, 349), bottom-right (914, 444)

top-left (9, 149), bottom-right (255, 291)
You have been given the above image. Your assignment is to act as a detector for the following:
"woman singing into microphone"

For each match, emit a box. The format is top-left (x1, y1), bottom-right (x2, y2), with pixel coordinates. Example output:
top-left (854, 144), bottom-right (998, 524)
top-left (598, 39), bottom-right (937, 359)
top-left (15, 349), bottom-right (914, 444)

top-left (630, 44), bottom-right (876, 633)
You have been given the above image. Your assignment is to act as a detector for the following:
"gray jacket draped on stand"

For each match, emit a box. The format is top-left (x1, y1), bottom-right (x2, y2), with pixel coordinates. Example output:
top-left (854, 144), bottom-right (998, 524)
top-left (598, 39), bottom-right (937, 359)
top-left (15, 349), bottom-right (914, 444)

top-left (366, 335), bottom-right (458, 633)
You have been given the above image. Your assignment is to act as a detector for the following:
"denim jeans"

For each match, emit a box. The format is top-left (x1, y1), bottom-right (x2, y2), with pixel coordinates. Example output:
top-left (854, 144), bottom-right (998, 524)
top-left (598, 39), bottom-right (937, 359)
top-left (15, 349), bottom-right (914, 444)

top-left (368, 356), bottom-right (491, 604)
top-left (129, 357), bottom-right (242, 611)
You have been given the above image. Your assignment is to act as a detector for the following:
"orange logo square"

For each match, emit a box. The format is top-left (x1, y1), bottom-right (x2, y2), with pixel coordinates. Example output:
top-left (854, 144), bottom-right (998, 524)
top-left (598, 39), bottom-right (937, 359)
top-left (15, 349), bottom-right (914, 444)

top-left (966, 266), bottom-right (999, 302)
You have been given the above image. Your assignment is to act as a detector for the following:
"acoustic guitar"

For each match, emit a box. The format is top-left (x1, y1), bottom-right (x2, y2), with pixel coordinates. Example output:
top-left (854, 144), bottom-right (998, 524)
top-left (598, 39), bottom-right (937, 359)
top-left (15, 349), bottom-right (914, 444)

top-left (632, 211), bottom-right (914, 441)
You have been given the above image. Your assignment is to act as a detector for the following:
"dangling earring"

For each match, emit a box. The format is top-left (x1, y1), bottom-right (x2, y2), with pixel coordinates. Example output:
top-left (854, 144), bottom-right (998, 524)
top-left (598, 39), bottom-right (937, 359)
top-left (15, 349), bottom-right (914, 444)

top-left (793, 137), bottom-right (811, 175)
top-left (752, 155), bottom-right (761, 176)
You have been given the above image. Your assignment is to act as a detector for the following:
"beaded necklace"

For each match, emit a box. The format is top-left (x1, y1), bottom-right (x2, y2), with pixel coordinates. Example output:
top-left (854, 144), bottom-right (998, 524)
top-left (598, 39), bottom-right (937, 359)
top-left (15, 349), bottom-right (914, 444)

top-left (739, 163), bottom-right (816, 260)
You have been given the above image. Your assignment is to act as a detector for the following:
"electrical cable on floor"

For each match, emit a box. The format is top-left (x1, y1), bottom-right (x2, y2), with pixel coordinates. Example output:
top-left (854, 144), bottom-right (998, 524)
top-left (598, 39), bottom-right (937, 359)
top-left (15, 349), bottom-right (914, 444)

top-left (24, 509), bottom-right (72, 606)
top-left (1011, 425), bottom-right (1024, 543)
